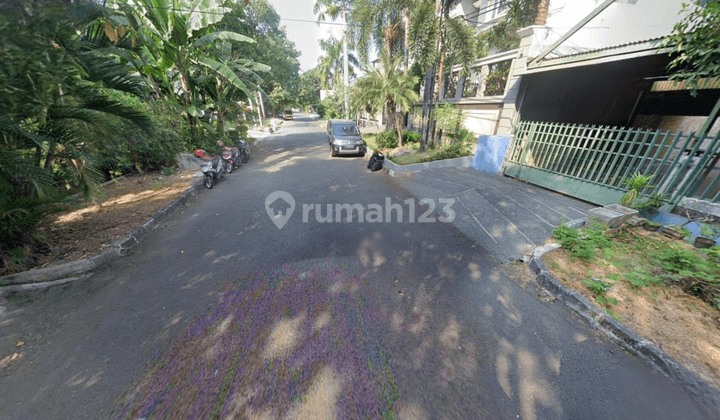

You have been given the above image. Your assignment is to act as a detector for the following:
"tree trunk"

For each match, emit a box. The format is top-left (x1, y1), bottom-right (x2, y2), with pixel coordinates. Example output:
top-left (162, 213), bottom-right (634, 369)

top-left (435, 16), bottom-right (446, 104)
top-left (395, 111), bottom-right (404, 147)
top-left (44, 141), bottom-right (56, 170)
top-left (420, 66), bottom-right (435, 152)
top-left (403, 7), bottom-right (409, 73)
top-left (216, 81), bottom-right (224, 135)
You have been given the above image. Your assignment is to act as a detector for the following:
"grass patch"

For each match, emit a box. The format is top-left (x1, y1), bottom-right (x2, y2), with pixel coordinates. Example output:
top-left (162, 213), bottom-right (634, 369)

top-left (388, 143), bottom-right (472, 165)
top-left (3, 291), bottom-right (36, 303)
top-left (551, 224), bottom-right (720, 310)
top-left (362, 134), bottom-right (378, 151)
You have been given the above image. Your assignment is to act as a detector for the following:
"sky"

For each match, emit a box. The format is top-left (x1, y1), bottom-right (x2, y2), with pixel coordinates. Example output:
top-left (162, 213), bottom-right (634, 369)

top-left (267, 0), bottom-right (346, 73)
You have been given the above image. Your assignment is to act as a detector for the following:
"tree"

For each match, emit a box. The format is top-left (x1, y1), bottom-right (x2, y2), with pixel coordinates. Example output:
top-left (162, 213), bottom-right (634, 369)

top-left (408, 0), bottom-right (478, 150)
top-left (297, 67), bottom-right (322, 110)
top-left (0, 1), bottom-right (152, 255)
top-left (111, 0), bottom-right (261, 134)
top-left (221, 0), bottom-right (301, 112)
top-left (314, 0), bottom-right (353, 119)
top-left (351, 57), bottom-right (419, 146)
top-left (317, 37), bottom-right (359, 90)
top-left (665, 0), bottom-right (720, 95)
top-left (350, 0), bottom-right (411, 65)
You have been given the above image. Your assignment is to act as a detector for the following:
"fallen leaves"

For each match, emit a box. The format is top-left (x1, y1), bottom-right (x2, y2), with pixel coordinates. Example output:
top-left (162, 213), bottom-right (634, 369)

top-left (0, 352), bottom-right (23, 370)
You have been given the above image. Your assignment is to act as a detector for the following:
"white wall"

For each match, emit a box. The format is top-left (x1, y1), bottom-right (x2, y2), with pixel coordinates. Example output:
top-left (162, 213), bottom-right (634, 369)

top-left (461, 109), bottom-right (501, 136)
top-left (528, 0), bottom-right (687, 58)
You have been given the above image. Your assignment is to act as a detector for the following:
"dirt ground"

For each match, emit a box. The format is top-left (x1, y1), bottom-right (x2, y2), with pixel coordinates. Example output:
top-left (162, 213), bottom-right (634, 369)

top-left (541, 229), bottom-right (720, 393)
top-left (3, 170), bottom-right (198, 276)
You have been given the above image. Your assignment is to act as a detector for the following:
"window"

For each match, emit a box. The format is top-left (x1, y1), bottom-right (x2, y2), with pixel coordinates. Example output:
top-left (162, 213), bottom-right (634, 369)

top-left (333, 124), bottom-right (360, 136)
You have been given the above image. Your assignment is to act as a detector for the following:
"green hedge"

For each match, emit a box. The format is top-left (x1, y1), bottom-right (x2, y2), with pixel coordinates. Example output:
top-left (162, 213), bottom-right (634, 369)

top-left (376, 130), bottom-right (399, 148)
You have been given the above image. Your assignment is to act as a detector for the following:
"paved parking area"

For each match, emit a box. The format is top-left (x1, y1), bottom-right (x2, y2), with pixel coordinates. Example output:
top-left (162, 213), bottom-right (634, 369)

top-left (393, 167), bottom-right (595, 262)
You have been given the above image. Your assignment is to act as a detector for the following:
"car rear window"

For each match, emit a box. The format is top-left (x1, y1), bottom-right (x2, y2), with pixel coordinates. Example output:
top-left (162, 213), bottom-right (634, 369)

top-left (333, 124), bottom-right (359, 136)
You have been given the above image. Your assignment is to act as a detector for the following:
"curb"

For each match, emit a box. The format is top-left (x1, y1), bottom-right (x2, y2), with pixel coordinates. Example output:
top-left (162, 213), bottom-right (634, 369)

top-left (529, 243), bottom-right (720, 415)
top-left (0, 181), bottom-right (203, 291)
top-left (364, 147), bottom-right (472, 177)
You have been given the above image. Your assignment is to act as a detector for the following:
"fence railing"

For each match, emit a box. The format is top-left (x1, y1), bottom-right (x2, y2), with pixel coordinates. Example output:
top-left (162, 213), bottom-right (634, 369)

top-left (505, 120), bottom-right (720, 209)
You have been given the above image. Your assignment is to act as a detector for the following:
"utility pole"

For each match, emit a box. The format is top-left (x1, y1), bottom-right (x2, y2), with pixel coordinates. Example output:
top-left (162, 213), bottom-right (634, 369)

top-left (342, 8), bottom-right (350, 120)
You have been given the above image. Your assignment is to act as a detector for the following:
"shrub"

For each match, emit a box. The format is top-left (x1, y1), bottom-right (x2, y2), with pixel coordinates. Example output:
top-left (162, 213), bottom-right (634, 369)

top-left (376, 130), bottom-right (399, 148)
top-left (403, 132), bottom-right (421, 144)
top-left (316, 102), bottom-right (326, 118)
top-left (450, 128), bottom-right (476, 145)
top-left (553, 223), bottom-right (611, 261)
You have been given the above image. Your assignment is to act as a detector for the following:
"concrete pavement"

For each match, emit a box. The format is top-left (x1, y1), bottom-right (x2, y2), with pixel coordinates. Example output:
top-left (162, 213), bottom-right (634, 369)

top-left (394, 167), bottom-right (594, 262)
top-left (0, 113), bottom-right (710, 419)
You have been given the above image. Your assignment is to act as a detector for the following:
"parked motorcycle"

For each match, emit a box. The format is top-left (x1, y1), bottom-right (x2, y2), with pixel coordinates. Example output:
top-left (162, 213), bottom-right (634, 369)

top-left (217, 141), bottom-right (240, 174)
top-left (235, 138), bottom-right (251, 163)
top-left (194, 149), bottom-right (225, 189)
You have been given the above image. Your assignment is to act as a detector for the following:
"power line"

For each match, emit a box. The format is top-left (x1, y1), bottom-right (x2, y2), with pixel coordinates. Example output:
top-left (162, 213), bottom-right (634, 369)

top-left (109, 4), bottom-right (348, 25)
top-left (281, 18), bottom-right (347, 26)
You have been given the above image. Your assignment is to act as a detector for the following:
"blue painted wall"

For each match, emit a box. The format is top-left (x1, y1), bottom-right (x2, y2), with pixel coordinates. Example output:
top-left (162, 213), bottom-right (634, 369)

top-left (471, 135), bottom-right (512, 174)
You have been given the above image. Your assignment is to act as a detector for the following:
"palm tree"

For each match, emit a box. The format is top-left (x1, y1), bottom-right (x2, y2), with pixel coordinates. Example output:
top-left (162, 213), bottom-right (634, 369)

top-left (0, 1), bottom-right (152, 246)
top-left (350, 0), bottom-right (411, 65)
top-left (351, 57), bottom-right (419, 146)
top-left (314, 0), bottom-right (354, 119)
top-left (317, 37), bottom-right (358, 90)
top-left (408, 0), bottom-right (478, 150)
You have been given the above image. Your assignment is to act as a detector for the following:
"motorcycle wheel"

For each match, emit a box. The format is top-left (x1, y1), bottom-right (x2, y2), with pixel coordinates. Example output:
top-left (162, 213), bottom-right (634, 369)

top-left (204, 174), bottom-right (214, 189)
top-left (240, 150), bottom-right (249, 164)
top-left (226, 160), bottom-right (233, 174)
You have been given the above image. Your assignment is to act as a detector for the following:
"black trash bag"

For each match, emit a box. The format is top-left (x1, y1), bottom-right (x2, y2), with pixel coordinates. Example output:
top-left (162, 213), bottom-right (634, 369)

top-left (367, 151), bottom-right (385, 172)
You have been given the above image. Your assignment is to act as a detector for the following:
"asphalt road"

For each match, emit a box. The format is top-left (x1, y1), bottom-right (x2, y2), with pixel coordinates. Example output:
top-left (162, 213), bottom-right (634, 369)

top-left (0, 113), bottom-right (711, 419)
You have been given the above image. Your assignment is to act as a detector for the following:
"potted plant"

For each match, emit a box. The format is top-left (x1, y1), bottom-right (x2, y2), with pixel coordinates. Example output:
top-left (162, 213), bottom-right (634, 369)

top-left (633, 192), bottom-right (665, 218)
top-left (621, 172), bottom-right (654, 208)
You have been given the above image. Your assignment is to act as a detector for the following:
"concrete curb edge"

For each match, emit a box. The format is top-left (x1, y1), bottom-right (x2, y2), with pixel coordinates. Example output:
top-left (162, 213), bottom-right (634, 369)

top-left (0, 181), bottom-right (202, 290)
top-left (363, 147), bottom-right (473, 176)
top-left (529, 242), bottom-right (720, 415)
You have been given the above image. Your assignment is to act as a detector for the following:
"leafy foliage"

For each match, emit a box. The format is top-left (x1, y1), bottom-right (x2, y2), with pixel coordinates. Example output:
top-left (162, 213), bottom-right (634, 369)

top-left (484, 61), bottom-right (511, 96)
top-left (434, 103), bottom-right (464, 137)
top-left (664, 0), bottom-right (720, 95)
top-left (351, 56), bottom-right (419, 145)
top-left (620, 172), bottom-right (654, 207)
top-left (553, 223), bottom-right (611, 261)
top-left (375, 131), bottom-right (399, 149)
top-left (555, 223), bottom-right (720, 310)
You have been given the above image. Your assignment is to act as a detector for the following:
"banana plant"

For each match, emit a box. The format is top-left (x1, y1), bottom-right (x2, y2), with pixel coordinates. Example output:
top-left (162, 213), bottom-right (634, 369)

top-left (110, 0), bottom-right (266, 133)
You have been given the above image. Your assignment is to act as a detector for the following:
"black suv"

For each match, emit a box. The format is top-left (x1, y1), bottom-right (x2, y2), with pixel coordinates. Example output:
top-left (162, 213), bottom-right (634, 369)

top-left (327, 120), bottom-right (365, 157)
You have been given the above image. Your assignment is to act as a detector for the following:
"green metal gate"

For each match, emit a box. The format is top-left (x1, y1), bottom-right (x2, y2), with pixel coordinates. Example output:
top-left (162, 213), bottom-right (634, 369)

top-left (504, 120), bottom-right (720, 210)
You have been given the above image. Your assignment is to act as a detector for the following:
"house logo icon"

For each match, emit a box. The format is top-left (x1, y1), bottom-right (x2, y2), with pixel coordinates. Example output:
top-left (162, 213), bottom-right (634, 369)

top-left (265, 191), bottom-right (295, 229)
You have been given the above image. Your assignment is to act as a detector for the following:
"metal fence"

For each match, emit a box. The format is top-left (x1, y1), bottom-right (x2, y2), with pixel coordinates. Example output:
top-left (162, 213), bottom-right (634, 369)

top-left (504, 120), bottom-right (720, 209)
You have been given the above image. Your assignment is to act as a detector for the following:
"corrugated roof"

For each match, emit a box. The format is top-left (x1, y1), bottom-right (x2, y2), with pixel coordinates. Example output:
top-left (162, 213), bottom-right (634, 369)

top-left (539, 37), bottom-right (667, 63)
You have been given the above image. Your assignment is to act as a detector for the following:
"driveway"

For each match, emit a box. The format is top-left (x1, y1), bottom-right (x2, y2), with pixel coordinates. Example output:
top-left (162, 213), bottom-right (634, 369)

top-left (392, 167), bottom-right (595, 262)
top-left (0, 113), bottom-right (709, 419)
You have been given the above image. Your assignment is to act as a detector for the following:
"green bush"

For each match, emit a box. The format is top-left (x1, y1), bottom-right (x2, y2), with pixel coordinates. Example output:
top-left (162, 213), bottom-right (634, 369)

top-left (553, 223), bottom-right (611, 261)
top-left (316, 102), bottom-right (326, 118)
top-left (450, 128), bottom-right (477, 145)
top-left (95, 97), bottom-right (185, 177)
top-left (376, 130), bottom-right (399, 148)
top-left (403, 132), bottom-right (421, 144)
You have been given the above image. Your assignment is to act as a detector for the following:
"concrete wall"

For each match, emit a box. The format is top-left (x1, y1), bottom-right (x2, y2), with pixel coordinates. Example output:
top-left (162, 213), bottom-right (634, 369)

top-left (459, 108), bottom-right (502, 136)
top-left (527, 0), bottom-right (687, 59)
